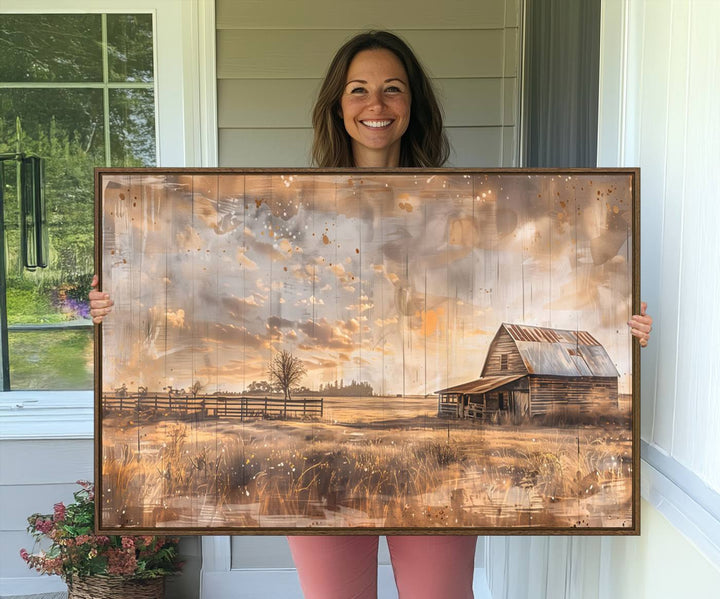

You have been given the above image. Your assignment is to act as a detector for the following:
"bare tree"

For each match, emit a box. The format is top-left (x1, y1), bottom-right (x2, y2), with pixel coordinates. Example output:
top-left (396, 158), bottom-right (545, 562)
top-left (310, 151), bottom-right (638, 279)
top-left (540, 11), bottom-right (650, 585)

top-left (268, 350), bottom-right (306, 400)
top-left (190, 380), bottom-right (203, 397)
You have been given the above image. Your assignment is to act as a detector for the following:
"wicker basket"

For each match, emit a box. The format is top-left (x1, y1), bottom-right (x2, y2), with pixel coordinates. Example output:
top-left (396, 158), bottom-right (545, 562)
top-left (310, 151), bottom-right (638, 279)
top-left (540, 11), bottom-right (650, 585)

top-left (67, 575), bottom-right (164, 599)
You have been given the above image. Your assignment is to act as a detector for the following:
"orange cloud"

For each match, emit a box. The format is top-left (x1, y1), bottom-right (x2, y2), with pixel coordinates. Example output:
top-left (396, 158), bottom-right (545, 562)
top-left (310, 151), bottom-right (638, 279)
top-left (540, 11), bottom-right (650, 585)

top-left (421, 308), bottom-right (445, 337)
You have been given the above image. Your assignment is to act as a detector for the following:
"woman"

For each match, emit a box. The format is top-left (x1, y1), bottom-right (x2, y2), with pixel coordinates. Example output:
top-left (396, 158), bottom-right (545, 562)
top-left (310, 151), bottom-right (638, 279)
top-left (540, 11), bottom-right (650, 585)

top-left (90, 30), bottom-right (653, 599)
top-left (291, 32), bottom-right (478, 599)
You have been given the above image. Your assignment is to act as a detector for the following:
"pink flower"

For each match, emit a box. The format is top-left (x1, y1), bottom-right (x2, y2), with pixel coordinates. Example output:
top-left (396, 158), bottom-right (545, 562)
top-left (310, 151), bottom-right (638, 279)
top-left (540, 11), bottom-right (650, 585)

top-left (53, 502), bottom-right (66, 522)
top-left (21, 482), bottom-right (180, 580)
top-left (121, 537), bottom-right (135, 550)
top-left (42, 556), bottom-right (64, 576)
top-left (34, 518), bottom-right (54, 534)
top-left (107, 548), bottom-right (137, 576)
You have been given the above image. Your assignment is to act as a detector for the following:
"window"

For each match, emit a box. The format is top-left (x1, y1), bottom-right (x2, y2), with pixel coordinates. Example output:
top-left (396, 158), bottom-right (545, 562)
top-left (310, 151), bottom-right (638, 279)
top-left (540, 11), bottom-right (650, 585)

top-left (500, 353), bottom-right (508, 370)
top-left (0, 13), bottom-right (156, 390)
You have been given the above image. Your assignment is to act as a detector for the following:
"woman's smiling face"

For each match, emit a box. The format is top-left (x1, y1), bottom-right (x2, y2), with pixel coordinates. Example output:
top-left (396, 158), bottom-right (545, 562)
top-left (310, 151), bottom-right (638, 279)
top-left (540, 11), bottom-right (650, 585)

top-left (340, 48), bottom-right (411, 167)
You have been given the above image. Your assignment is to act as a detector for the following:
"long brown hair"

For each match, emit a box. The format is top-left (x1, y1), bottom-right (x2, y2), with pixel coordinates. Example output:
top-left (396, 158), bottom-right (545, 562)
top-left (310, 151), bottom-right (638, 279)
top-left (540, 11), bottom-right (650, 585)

top-left (311, 31), bottom-right (449, 168)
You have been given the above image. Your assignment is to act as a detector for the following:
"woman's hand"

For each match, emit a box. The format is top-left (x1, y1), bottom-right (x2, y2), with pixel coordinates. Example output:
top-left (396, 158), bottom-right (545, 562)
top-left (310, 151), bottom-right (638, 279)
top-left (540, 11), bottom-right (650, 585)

top-left (89, 274), bottom-right (114, 324)
top-left (628, 301), bottom-right (652, 347)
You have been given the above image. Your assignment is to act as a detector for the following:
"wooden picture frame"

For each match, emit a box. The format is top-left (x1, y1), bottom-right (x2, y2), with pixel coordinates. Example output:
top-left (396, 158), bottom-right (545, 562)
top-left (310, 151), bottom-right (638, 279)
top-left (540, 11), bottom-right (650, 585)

top-left (95, 168), bottom-right (640, 535)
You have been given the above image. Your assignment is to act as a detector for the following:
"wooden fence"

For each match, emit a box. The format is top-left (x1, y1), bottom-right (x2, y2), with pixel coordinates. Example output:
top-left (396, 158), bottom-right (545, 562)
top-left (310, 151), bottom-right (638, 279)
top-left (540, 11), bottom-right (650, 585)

top-left (101, 393), bottom-right (323, 421)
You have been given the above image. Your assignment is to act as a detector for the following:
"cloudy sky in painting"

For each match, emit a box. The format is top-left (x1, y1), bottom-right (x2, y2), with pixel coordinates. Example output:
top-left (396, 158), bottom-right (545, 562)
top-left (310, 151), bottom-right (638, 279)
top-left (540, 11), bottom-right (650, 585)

top-left (101, 172), bottom-right (634, 395)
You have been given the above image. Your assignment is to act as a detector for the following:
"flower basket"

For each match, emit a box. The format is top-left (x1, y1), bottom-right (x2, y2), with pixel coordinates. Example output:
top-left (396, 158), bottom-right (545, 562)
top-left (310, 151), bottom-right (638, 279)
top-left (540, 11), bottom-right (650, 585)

top-left (20, 481), bottom-right (181, 594)
top-left (67, 575), bottom-right (164, 599)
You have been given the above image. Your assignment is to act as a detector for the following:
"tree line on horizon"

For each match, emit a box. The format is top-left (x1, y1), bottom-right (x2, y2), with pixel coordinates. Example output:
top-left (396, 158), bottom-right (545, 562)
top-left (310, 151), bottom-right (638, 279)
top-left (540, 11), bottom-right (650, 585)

top-left (243, 377), bottom-right (374, 398)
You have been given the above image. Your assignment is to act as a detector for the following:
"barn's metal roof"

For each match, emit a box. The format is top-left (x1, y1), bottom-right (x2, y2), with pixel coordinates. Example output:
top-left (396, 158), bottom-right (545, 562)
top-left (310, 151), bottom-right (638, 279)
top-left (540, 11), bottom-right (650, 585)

top-left (499, 323), bottom-right (619, 378)
top-left (436, 374), bottom-right (525, 395)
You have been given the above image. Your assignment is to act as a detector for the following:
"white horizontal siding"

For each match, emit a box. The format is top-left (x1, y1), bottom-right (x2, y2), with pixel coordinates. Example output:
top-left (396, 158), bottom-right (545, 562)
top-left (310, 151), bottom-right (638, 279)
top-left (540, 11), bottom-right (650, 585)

top-left (218, 126), bottom-right (514, 168)
top-left (0, 483), bottom-right (89, 531)
top-left (218, 78), bottom-right (517, 129)
top-left (0, 440), bottom-right (93, 485)
top-left (216, 0), bottom-right (518, 30)
top-left (0, 439), bottom-right (93, 582)
top-left (219, 128), bottom-right (313, 167)
top-left (217, 29), bottom-right (515, 79)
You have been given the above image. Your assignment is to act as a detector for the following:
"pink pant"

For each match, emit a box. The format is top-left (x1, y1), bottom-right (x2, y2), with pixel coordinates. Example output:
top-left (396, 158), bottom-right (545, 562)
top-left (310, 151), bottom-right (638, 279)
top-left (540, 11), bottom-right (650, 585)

top-left (288, 535), bottom-right (477, 599)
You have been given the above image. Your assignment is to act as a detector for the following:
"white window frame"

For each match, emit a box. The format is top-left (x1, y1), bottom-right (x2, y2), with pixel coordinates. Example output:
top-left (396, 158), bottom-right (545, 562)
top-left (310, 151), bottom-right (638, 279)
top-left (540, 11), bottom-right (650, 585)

top-left (0, 0), bottom-right (217, 439)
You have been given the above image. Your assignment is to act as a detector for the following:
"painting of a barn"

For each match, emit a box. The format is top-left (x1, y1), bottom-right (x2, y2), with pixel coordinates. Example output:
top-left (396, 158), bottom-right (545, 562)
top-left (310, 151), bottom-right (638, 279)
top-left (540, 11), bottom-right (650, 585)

top-left (437, 323), bottom-right (619, 420)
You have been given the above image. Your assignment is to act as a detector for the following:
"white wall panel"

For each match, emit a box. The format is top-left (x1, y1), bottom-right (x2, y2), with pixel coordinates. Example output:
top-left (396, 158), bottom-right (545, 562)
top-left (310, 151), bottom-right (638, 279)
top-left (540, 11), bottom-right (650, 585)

top-left (486, 535), bottom-right (606, 599)
top-left (650, 1), bottom-right (689, 454)
top-left (599, 0), bottom-right (720, 489)
top-left (670, 1), bottom-right (720, 482)
top-left (543, 537), bottom-right (569, 599)
top-left (608, 0), bottom-right (720, 488)
top-left (636, 0), bottom-right (675, 453)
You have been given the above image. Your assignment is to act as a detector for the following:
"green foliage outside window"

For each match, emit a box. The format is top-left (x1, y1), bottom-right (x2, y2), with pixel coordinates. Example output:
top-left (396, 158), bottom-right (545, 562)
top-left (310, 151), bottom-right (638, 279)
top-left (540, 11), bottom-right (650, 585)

top-left (0, 13), bottom-right (155, 389)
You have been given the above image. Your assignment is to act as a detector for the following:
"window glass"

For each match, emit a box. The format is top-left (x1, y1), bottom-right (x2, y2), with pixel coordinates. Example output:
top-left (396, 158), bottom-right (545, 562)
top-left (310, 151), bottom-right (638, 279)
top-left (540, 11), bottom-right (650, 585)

top-left (9, 330), bottom-right (93, 389)
top-left (109, 88), bottom-right (156, 167)
top-left (0, 13), bottom-right (156, 390)
top-left (0, 88), bottom-right (106, 161)
top-left (107, 14), bottom-right (154, 82)
top-left (0, 14), bottom-right (103, 82)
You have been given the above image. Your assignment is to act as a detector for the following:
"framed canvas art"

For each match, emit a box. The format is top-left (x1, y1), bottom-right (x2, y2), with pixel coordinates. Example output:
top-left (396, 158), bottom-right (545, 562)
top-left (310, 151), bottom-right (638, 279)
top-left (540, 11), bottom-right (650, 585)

top-left (95, 168), bottom-right (640, 535)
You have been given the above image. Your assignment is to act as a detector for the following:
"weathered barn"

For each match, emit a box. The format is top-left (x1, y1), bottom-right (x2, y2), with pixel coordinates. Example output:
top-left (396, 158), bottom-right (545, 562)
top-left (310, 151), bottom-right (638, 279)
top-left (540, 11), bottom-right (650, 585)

top-left (436, 323), bottom-right (619, 420)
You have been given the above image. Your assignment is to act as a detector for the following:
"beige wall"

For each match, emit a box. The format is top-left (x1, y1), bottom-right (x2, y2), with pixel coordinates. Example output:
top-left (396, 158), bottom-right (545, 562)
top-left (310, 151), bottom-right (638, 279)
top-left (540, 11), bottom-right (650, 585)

top-left (602, 500), bottom-right (720, 599)
top-left (485, 500), bottom-right (720, 599)
top-left (216, 0), bottom-right (521, 167)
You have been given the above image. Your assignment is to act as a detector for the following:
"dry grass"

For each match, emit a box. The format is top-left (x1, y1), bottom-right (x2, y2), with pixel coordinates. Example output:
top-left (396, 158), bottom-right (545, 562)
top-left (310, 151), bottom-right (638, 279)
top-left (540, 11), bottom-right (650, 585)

top-left (101, 409), bottom-right (632, 530)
